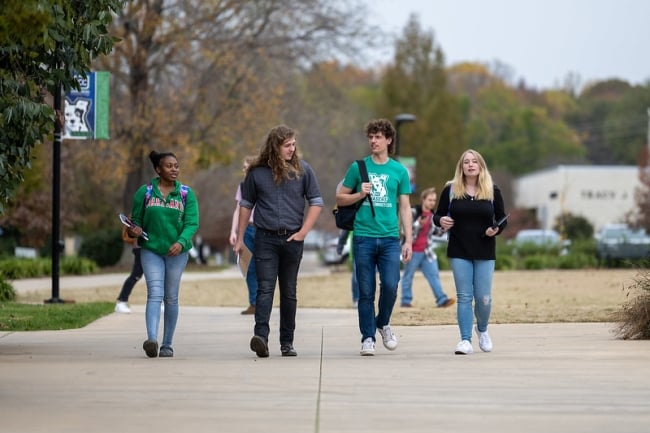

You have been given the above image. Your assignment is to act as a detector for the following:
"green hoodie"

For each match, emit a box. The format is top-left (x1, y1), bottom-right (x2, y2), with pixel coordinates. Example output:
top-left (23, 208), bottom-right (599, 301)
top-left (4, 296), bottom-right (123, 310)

top-left (130, 178), bottom-right (199, 256)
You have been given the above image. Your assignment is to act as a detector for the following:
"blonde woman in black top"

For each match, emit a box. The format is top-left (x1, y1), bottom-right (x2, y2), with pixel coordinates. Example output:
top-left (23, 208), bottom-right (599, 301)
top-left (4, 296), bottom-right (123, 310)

top-left (433, 149), bottom-right (507, 355)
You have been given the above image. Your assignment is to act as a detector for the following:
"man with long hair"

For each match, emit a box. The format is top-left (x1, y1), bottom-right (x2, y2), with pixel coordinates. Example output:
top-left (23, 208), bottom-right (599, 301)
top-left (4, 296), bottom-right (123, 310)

top-left (233, 125), bottom-right (323, 358)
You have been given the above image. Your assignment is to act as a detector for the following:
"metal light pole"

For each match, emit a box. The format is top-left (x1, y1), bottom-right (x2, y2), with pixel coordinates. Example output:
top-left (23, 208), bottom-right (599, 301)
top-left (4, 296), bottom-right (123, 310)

top-left (45, 84), bottom-right (64, 304)
top-left (394, 113), bottom-right (416, 158)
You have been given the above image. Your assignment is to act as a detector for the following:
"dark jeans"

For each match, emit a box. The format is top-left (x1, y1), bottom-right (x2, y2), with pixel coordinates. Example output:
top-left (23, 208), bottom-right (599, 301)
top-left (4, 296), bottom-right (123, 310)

top-left (117, 248), bottom-right (143, 302)
top-left (253, 229), bottom-right (304, 344)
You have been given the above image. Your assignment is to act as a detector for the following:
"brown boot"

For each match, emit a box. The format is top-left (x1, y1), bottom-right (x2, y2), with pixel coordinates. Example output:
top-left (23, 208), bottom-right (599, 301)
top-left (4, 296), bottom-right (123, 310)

top-left (241, 304), bottom-right (255, 315)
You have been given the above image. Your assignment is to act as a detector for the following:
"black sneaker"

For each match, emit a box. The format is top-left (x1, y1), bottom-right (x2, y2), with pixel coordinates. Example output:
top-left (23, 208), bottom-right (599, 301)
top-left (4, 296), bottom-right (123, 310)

top-left (280, 344), bottom-right (297, 357)
top-left (143, 339), bottom-right (158, 358)
top-left (159, 346), bottom-right (174, 357)
top-left (250, 335), bottom-right (269, 358)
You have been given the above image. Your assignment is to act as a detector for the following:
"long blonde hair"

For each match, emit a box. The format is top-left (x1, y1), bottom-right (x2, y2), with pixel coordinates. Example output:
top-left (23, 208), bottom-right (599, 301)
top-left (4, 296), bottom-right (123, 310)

top-left (448, 149), bottom-right (494, 201)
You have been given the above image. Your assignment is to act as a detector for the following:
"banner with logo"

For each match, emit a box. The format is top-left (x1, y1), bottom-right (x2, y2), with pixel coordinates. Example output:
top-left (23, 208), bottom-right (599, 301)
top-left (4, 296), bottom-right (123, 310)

top-left (63, 71), bottom-right (110, 140)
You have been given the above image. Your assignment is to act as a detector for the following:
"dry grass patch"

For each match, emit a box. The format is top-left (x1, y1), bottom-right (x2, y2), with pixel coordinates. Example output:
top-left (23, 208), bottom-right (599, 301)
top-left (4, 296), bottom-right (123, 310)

top-left (15, 268), bottom-right (638, 326)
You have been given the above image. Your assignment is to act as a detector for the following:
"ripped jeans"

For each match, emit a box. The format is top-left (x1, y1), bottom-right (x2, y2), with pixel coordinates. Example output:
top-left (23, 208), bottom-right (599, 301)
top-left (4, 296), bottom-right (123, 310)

top-left (449, 258), bottom-right (494, 342)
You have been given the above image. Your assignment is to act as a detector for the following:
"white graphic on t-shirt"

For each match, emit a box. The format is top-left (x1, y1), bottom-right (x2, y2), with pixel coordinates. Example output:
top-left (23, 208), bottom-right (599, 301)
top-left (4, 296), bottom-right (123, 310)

top-left (370, 174), bottom-right (389, 203)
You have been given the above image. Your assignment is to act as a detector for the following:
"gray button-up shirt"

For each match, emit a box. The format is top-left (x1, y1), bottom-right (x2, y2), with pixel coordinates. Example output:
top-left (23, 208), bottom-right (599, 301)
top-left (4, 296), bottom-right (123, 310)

top-left (239, 160), bottom-right (323, 232)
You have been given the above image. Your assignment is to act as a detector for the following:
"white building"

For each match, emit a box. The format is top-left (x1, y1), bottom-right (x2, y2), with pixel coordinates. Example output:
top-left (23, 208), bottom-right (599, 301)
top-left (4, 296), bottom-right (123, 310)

top-left (513, 165), bottom-right (641, 231)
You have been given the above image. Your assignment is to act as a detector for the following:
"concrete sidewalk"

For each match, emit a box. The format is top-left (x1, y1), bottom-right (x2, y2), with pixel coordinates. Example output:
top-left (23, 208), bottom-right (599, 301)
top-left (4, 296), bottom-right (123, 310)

top-left (1, 306), bottom-right (649, 433)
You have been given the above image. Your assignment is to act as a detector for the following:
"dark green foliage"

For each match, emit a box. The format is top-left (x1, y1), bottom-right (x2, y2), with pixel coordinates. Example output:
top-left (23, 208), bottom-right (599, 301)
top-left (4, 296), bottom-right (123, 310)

top-left (557, 253), bottom-right (598, 269)
top-left (554, 212), bottom-right (594, 240)
top-left (0, 256), bottom-right (97, 279)
top-left (0, 0), bottom-right (123, 209)
top-left (0, 273), bottom-right (16, 302)
top-left (61, 256), bottom-right (98, 274)
top-left (78, 229), bottom-right (123, 267)
top-left (0, 258), bottom-right (51, 279)
top-left (495, 254), bottom-right (516, 271)
top-left (611, 266), bottom-right (650, 340)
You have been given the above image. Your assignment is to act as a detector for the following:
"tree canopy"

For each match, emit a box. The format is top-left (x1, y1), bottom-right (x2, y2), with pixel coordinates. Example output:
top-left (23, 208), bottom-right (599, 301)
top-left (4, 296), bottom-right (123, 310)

top-left (0, 0), bottom-right (122, 212)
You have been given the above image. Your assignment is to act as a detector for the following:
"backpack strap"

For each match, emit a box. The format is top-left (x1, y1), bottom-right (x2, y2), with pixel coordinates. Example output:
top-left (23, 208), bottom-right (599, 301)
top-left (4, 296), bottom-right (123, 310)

top-left (356, 159), bottom-right (375, 217)
top-left (145, 183), bottom-right (189, 207)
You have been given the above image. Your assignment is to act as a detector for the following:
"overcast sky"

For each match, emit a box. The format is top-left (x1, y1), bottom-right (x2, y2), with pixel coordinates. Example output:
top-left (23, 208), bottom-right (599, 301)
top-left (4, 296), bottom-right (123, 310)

top-left (366, 0), bottom-right (650, 90)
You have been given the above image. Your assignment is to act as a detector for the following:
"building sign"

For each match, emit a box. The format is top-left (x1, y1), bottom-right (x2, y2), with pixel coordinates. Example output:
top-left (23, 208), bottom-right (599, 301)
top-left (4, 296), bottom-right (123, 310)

top-left (580, 190), bottom-right (629, 200)
top-left (63, 71), bottom-right (110, 140)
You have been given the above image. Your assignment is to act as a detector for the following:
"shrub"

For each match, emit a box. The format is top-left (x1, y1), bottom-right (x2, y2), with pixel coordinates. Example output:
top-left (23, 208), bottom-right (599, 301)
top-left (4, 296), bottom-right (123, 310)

top-left (557, 252), bottom-right (598, 269)
top-left (0, 273), bottom-right (16, 302)
top-left (521, 254), bottom-right (559, 270)
top-left (78, 229), bottom-right (123, 267)
top-left (61, 256), bottom-right (98, 274)
top-left (0, 257), bottom-right (98, 279)
top-left (0, 258), bottom-right (49, 279)
top-left (611, 267), bottom-right (650, 340)
top-left (495, 254), bottom-right (516, 270)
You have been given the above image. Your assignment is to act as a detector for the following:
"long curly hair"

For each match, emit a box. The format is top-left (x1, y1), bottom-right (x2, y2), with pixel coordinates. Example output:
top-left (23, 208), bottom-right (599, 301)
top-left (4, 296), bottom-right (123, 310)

top-left (250, 125), bottom-right (303, 184)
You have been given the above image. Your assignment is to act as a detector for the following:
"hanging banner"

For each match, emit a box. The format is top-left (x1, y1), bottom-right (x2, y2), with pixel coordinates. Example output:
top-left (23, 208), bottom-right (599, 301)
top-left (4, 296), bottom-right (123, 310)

top-left (63, 71), bottom-right (110, 140)
top-left (399, 156), bottom-right (417, 193)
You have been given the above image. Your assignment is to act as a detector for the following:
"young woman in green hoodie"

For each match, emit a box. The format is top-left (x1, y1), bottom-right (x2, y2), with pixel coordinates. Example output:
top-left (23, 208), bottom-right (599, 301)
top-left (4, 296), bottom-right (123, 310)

top-left (128, 150), bottom-right (199, 358)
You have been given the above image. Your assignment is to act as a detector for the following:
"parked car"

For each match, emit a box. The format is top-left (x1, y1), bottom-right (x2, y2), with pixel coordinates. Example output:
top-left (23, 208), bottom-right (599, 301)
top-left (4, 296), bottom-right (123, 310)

top-left (595, 223), bottom-right (650, 261)
top-left (510, 229), bottom-right (570, 255)
top-left (322, 236), bottom-right (350, 265)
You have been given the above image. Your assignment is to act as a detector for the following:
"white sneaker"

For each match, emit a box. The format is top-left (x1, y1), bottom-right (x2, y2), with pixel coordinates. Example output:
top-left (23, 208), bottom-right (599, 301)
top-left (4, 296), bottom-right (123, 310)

top-left (454, 340), bottom-right (473, 355)
top-left (475, 326), bottom-right (493, 352)
top-left (378, 325), bottom-right (398, 350)
top-left (114, 301), bottom-right (131, 314)
top-left (360, 338), bottom-right (375, 356)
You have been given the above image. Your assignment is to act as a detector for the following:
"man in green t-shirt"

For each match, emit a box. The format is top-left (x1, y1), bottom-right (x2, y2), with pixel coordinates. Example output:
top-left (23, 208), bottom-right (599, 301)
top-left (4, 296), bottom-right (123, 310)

top-left (336, 119), bottom-right (413, 356)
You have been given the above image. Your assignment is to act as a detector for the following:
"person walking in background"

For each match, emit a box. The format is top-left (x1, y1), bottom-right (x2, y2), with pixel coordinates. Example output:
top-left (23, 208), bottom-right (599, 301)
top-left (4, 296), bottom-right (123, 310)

top-left (400, 187), bottom-right (455, 309)
top-left (336, 229), bottom-right (359, 307)
top-left (128, 150), bottom-right (199, 358)
top-left (114, 224), bottom-right (143, 314)
top-left (229, 156), bottom-right (257, 315)
top-left (336, 118), bottom-right (413, 356)
top-left (433, 149), bottom-right (507, 355)
top-left (233, 125), bottom-right (323, 358)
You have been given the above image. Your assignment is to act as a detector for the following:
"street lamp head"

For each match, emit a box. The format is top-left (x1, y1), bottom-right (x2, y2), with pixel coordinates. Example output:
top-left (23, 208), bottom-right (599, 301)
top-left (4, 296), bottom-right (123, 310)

top-left (395, 113), bottom-right (416, 124)
top-left (394, 113), bottom-right (416, 157)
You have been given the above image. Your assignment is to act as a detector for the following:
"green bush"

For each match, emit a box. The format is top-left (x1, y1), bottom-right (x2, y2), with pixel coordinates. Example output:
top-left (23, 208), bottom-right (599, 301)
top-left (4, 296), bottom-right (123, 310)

top-left (0, 273), bottom-right (16, 302)
top-left (78, 229), bottom-right (123, 267)
top-left (61, 256), bottom-right (98, 274)
top-left (495, 254), bottom-right (516, 270)
top-left (0, 258), bottom-right (50, 279)
top-left (436, 249), bottom-right (449, 270)
top-left (557, 252), bottom-right (598, 269)
top-left (522, 254), bottom-right (559, 270)
top-left (0, 256), bottom-right (98, 279)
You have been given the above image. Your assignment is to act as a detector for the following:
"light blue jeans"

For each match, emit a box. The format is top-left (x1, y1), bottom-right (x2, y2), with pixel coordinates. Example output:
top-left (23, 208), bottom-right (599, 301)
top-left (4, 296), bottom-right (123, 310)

top-left (449, 258), bottom-right (494, 342)
top-left (353, 236), bottom-right (401, 342)
top-left (140, 248), bottom-right (189, 348)
top-left (400, 252), bottom-right (449, 306)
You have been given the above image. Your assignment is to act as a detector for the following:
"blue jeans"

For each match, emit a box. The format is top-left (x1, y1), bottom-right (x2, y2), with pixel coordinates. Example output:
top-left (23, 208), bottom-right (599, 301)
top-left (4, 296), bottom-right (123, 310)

top-left (351, 260), bottom-right (359, 303)
top-left (400, 252), bottom-right (449, 306)
top-left (140, 248), bottom-right (189, 348)
top-left (253, 230), bottom-right (304, 344)
top-left (243, 225), bottom-right (258, 305)
top-left (449, 258), bottom-right (494, 342)
top-left (353, 235), bottom-right (401, 342)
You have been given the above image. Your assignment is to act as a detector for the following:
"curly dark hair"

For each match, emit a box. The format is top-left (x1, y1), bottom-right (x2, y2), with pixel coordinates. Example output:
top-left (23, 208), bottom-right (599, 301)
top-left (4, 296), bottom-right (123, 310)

top-left (364, 119), bottom-right (396, 155)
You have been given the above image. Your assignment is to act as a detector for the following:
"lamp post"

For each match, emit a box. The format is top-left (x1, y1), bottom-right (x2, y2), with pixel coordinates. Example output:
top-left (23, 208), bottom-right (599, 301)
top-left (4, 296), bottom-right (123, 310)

top-left (394, 113), bottom-right (416, 158)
